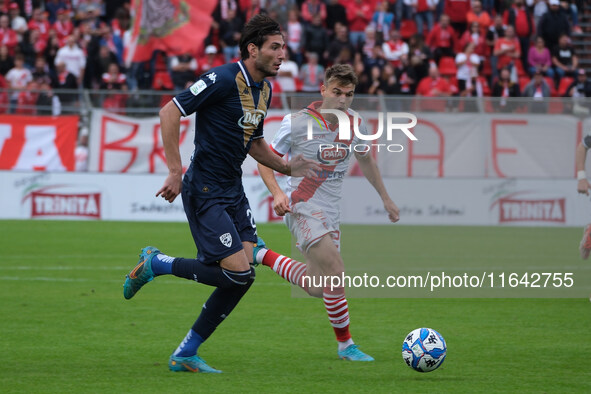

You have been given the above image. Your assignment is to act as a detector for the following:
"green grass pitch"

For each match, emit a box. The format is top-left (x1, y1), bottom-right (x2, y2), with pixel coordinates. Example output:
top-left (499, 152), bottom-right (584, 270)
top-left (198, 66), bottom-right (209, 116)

top-left (1, 220), bottom-right (590, 393)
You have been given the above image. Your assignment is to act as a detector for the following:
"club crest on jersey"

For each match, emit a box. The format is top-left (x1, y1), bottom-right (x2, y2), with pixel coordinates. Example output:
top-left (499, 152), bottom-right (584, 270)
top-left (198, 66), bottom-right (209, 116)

top-left (238, 109), bottom-right (266, 129)
top-left (220, 233), bottom-right (232, 247)
top-left (317, 142), bottom-right (350, 165)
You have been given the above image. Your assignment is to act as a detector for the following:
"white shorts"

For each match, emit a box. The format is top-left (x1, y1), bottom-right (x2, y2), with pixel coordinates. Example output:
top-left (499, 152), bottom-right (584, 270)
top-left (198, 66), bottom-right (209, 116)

top-left (285, 201), bottom-right (340, 252)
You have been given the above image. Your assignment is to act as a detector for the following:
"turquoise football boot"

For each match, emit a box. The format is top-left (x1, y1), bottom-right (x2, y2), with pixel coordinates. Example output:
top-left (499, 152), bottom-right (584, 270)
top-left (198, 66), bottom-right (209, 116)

top-left (338, 344), bottom-right (375, 361)
top-left (123, 246), bottom-right (160, 299)
top-left (252, 236), bottom-right (266, 266)
top-left (169, 355), bottom-right (222, 373)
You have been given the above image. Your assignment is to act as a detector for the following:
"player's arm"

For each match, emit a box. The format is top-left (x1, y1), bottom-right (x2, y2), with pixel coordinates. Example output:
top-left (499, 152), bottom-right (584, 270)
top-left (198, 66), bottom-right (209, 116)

top-left (355, 151), bottom-right (400, 223)
top-left (576, 141), bottom-right (590, 195)
top-left (156, 100), bottom-right (183, 203)
top-left (258, 162), bottom-right (290, 216)
top-left (249, 138), bottom-right (319, 177)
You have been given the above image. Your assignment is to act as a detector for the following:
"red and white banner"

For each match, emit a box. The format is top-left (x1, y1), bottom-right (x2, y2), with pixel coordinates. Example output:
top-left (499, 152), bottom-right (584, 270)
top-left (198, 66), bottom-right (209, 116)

top-left (0, 115), bottom-right (78, 171)
top-left (1, 171), bottom-right (590, 226)
top-left (87, 109), bottom-right (195, 173)
top-left (125, 0), bottom-right (217, 64)
top-left (88, 110), bottom-right (591, 177)
top-left (87, 109), bottom-right (287, 174)
top-left (379, 113), bottom-right (584, 178)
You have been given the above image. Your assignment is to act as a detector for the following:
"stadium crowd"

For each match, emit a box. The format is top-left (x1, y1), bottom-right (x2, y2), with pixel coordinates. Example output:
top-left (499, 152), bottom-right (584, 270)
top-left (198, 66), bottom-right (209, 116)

top-left (0, 0), bottom-right (589, 115)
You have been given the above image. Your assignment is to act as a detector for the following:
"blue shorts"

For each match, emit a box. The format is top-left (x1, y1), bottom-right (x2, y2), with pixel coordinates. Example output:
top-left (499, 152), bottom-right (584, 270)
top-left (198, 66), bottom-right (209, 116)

top-left (181, 190), bottom-right (257, 264)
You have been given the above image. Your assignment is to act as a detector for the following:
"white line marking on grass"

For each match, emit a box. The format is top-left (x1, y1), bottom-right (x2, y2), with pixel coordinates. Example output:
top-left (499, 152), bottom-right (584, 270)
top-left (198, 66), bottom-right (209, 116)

top-left (0, 276), bottom-right (286, 286)
top-left (2, 266), bottom-right (131, 271)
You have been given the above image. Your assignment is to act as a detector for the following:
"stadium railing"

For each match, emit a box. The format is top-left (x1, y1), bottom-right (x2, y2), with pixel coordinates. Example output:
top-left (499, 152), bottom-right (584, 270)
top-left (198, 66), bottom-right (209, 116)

top-left (1, 88), bottom-right (590, 117)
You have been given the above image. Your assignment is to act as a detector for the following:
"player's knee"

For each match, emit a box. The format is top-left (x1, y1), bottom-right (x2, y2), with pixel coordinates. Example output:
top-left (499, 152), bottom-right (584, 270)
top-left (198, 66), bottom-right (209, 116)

top-left (307, 286), bottom-right (323, 298)
top-left (221, 266), bottom-right (255, 288)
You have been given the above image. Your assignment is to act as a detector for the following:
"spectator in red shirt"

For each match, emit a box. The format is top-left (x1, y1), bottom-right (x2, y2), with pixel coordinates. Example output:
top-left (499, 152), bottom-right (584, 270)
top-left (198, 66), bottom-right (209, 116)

top-left (503, 0), bottom-right (534, 72)
top-left (100, 62), bottom-right (127, 113)
top-left (53, 9), bottom-right (74, 44)
top-left (0, 14), bottom-right (18, 56)
top-left (382, 29), bottom-right (409, 68)
top-left (100, 62), bottom-right (127, 90)
top-left (28, 8), bottom-right (51, 42)
top-left (466, 0), bottom-right (491, 35)
top-left (197, 45), bottom-right (224, 75)
top-left (406, 0), bottom-right (437, 37)
top-left (427, 14), bottom-right (457, 64)
top-left (300, 0), bottom-right (327, 25)
top-left (347, 0), bottom-right (373, 47)
top-left (416, 65), bottom-right (453, 111)
top-left (493, 25), bottom-right (520, 73)
top-left (460, 21), bottom-right (488, 59)
top-left (416, 66), bottom-right (453, 97)
top-left (444, 0), bottom-right (471, 36)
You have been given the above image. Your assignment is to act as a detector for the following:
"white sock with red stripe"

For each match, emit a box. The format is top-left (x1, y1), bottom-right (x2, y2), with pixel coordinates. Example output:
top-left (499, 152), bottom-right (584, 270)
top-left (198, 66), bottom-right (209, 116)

top-left (324, 287), bottom-right (354, 351)
top-left (259, 249), bottom-right (308, 290)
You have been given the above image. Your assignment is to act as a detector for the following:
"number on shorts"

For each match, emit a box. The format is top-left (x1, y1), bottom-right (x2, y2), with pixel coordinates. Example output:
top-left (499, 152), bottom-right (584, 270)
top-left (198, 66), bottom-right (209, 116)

top-left (246, 208), bottom-right (257, 231)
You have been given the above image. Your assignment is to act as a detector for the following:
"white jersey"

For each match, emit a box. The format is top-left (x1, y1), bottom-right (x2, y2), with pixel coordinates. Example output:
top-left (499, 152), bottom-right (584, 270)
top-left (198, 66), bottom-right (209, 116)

top-left (270, 101), bottom-right (369, 223)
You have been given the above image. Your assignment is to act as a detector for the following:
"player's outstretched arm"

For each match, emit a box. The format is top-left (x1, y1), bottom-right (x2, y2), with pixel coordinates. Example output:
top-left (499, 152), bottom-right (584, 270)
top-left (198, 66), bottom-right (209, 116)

top-left (249, 138), bottom-right (319, 177)
top-left (355, 151), bottom-right (400, 223)
top-left (576, 142), bottom-right (591, 196)
top-left (258, 162), bottom-right (290, 216)
top-left (156, 101), bottom-right (183, 203)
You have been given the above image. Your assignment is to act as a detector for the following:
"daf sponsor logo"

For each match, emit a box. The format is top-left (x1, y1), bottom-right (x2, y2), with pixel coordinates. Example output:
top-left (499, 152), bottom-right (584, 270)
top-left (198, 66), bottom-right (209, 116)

top-left (238, 109), bottom-right (265, 129)
top-left (220, 233), bottom-right (233, 247)
top-left (317, 142), bottom-right (350, 164)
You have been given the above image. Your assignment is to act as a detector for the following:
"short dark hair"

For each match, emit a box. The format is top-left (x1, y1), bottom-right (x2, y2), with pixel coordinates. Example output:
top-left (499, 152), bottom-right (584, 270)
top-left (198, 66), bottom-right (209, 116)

top-left (325, 64), bottom-right (358, 87)
top-left (239, 14), bottom-right (282, 60)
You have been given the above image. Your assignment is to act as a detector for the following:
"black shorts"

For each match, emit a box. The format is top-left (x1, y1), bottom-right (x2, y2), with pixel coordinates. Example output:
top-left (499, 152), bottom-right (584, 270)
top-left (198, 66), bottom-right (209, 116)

top-left (181, 189), bottom-right (257, 264)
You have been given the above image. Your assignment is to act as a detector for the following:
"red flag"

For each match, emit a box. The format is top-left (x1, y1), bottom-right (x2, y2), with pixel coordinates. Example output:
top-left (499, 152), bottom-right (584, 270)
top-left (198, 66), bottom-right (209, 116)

top-left (125, 0), bottom-right (217, 65)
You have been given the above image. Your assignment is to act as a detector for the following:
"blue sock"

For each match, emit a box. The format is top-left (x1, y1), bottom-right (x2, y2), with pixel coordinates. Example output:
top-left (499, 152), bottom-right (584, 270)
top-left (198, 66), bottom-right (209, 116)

top-left (150, 254), bottom-right (174, 276)
top-left (172, 329), bottom-right (204, 357)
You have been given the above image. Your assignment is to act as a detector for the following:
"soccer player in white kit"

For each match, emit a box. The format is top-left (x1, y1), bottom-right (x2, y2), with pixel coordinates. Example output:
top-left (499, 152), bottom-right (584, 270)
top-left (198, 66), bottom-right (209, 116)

top-left (253, 64), bottom-right (400, 361)
top-left (576, 135), bottom-right (591, 259)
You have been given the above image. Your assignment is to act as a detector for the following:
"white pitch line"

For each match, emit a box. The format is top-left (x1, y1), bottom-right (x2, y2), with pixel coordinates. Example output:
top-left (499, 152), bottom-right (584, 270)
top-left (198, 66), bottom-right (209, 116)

top-left (1, 266), bottom-right (131, 271)
top-left (0, 276), bottom-right (287, 286)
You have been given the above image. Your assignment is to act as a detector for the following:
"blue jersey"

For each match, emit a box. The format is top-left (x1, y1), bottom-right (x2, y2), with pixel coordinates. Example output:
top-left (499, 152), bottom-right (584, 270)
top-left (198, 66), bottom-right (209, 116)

top-left (173, 61), bottom-right (272, 199)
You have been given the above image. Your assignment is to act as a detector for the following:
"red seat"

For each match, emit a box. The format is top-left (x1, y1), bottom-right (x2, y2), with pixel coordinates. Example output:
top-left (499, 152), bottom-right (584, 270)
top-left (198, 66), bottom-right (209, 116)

top-left (514, 61), bottom-right (526, 77)
top-left (558, 76), bottom-right (575, 96)
top-left (438, 56), bottom-right (457, 76)
top-left (400, 20), bottom-right (417, 40)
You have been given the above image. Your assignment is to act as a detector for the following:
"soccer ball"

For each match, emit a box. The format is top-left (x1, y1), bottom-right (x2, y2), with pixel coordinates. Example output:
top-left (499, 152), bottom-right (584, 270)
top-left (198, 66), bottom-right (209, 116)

top-left (402, 328), bottom-right (446, 372)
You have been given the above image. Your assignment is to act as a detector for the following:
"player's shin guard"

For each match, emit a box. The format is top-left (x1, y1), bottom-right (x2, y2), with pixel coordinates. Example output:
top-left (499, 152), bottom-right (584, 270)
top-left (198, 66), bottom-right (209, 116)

top-left (191, 267), bottom-right (256, 341)
top-left (261, 249), bottom-right (308, 291)
top-left (324, 287), bottom-right (351, 342)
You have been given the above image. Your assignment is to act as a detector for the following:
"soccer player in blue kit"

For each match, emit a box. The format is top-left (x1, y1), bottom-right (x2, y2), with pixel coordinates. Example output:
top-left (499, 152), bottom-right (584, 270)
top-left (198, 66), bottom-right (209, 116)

top-left (122, 15), bottom-right (317, 373)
